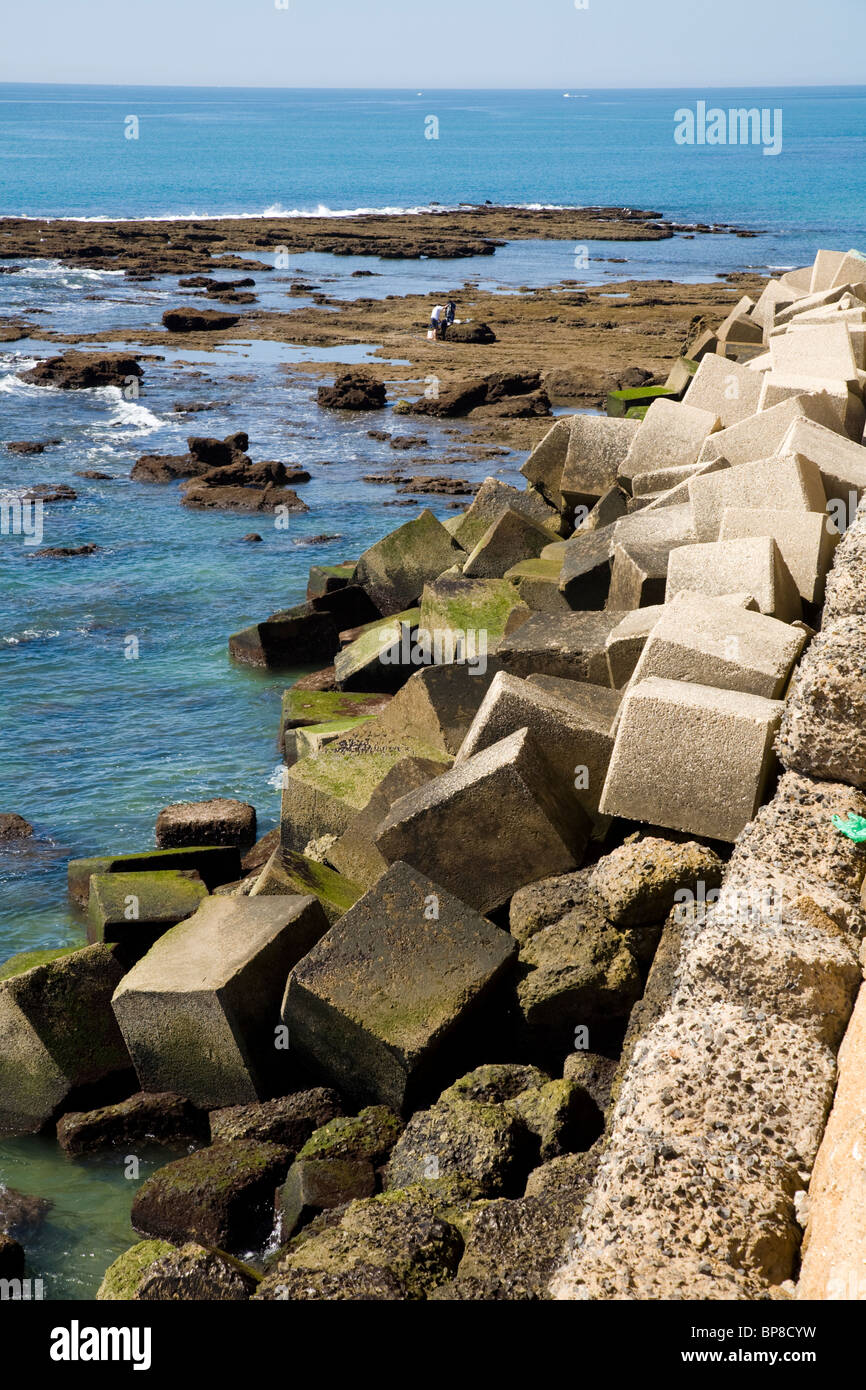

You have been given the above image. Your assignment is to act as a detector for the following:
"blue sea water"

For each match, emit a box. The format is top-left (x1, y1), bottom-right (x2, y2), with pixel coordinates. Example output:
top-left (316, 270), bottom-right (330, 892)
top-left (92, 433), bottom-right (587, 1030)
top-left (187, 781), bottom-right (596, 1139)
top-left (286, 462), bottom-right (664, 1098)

top-left (0, 84), bottom-right (864, 1298)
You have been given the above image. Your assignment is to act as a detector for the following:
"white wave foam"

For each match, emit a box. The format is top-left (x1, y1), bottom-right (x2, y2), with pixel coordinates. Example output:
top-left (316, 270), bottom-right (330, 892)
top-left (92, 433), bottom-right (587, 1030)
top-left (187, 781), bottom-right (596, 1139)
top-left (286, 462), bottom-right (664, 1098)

top-left (1, 201), bottom-right (588, 225)
top-left (1, 629), bottom-right (61, 646)
top-left (5, 258), bottom-right (124, 281)
top-left (92, 386), bottom-right (162, 432)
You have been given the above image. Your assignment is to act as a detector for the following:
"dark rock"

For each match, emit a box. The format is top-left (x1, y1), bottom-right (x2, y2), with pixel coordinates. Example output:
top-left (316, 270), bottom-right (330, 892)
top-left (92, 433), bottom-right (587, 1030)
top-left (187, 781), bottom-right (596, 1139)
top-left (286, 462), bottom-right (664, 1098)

top-left (57, 1092), bottom-right (208, 1156)
top-left (131, 453), bottom-right (199, 483)
top-left (297, 1106), bottom-right (403, 1166)
top-left (24, 484), bottom-right (76, 503)
top-left (162, 308), bottom-right (241, 332)
top-left (131, 1141), bottom-right (292, 1253)
top-left (20, 352), bottom-right (143, 391)
top-left (5, 441), bottom-right (50, 455)
top-left (446, 322), bottom-right (497, 344)
top-left (155, 798), bottom-right (256, 851)
top-left (75, 471), bottom-right (114, 480)
top-left (317, 371), bottom-right (386, 412)
top-left (181, 483), bottom-right (308, 513)
top-left (384, 1099), bottom-right (532, 1197)
top-left (135, 1242), bottom-right (259, 1300)
top-left (0, 814), bottom-right (33, 841)
top-left (0, 1186), bottom-right (52, 1240)
top-left (229, 603), bottom-right (340, 670)
top-left (276, 1158), bottom-right (376, 1239)
top-left (243, 532), bottom-right (263, 542)
top-left (209, 1089), bottom-right (343, 1148)
top-left (31, 544), bottom-right (99, 559)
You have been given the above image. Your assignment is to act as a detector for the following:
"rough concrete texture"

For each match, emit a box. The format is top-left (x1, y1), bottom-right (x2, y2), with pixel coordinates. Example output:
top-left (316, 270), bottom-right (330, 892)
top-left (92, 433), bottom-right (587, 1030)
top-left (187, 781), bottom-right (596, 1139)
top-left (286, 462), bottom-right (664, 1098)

top-left (588, 836), bottom-right (723, 927)
top-left (776, 417), bottom-right (866, 510)
top-left (497, 611), bottom-right (626, 686)
top-left (776, 616), bottom-right (866, 788)
top-left (688, 452), bottom-right (827, 542)
top-left (822, 497), bottom-right (866, 620)
top-left (719, 506), bottom-right (839, 605)
top-left (452, 476), bottom-right (561, 553)
top-left (600, 677), bottom-right (784, 842)
top-left (376, 727), bottom-right (590, 914)
top-left (629, 592), bottom-right (807, 700)
top-left (619, 398), bottom-right (720, 482)
top-left (798, 985), bottom-right (866, 1300)
top-left (683, 352), bottom-right (763, 426)
top-left (666, 537), bottom-right (803, 621)
top-left (559, 416), bottom-right (640, 511)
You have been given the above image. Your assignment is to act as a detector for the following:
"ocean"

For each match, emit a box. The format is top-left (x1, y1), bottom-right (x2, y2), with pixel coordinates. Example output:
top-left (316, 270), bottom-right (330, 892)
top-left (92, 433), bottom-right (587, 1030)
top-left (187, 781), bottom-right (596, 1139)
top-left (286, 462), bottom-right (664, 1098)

top-left (0, 83), bottom-right (864, 1298)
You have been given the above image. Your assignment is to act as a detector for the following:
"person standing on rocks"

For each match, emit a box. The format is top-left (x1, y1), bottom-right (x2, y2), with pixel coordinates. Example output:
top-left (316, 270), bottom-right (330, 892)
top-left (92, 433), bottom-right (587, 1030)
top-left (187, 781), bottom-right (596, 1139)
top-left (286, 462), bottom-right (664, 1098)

top-left (429, 302), bottom-right (446, 339)
top-left (442, 300), bottom-right (457, 339)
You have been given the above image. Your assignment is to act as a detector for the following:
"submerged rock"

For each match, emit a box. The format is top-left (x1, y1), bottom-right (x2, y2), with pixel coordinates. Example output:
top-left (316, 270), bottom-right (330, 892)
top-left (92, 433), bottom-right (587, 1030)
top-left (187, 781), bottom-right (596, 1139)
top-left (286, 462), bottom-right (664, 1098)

top-left (0, 814), bottom-right (34, 841)
top-left (57, 1091), bottom-right (208, 1157)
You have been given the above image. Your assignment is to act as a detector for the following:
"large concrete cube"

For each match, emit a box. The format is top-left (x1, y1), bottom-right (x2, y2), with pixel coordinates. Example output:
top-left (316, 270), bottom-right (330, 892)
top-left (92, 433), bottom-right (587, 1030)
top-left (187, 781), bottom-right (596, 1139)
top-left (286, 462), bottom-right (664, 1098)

top-left (629, 593), bottom-right (807, 699)
top-left (688, 452), bottom-right (827, 542)
top-left (776, 417), bottom-right (866, 512)
top-left (497, 611), bottom-right (626, 686)
top-left (281, 861), bottom-right (517, 1109)
top-left (376, 727), bottom-right (590, 913)
top-left (719, 506), bottom-right (840, 604)
top-left (600, 677), bottom-right (784, 842)
top-left (683, 353), bottom-right (763, 427)
top-left (619, 398), bottom-right (720, 483)
top-left (666, 537), bottom-right (803, 621)
top-left (353, 509), bottom-right (463, 616)
top-left (112, 895), bottom-right (331, 1107)
top-left (559, 416), bottom-right (640, 512)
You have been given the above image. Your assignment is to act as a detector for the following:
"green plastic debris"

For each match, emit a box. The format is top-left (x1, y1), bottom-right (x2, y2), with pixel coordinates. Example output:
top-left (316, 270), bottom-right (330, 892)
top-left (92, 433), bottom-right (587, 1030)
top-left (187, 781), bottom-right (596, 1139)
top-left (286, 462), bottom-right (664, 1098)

top-left (832, 813), bottom-right (866, 844)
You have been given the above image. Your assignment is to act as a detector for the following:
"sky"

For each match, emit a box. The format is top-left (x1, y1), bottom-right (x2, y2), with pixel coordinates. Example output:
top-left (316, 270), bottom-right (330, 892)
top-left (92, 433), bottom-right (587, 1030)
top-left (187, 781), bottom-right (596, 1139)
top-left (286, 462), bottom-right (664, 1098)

top-left (2, 0), bottom-right (865, 89)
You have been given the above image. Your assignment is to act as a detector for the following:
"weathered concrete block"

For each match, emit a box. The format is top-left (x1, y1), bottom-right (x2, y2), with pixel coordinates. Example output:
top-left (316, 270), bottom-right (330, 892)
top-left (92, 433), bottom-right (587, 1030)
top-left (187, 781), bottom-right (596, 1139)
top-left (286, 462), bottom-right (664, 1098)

top-left (776, 616), bottom-right (866, 788)
top-left (603, 605), bottom-right (664, 686)
top-left (277, 1158), bottom-right (376, 1240)
top-left (371, 659), bottom-right (501, 758)
top-left (420, 574), bottom-right (527, 645)
top-left (376, 728), bottom-right (590, 913)
top-left (452, 477), bottom-right (560, 552)
top-left (719, 505), bottom-right (840, 604)
top-left (810, 249), bottom-right (852, 293)
top-left (250, 849), bottom-right (362, 923)
top-left (329, 756), bottom-right (451, 889)
top-left (520, 416), bottom-right (572, 513)
top-left (281, 688), bottom-right (390, 745)
top-left (683, 352), bottom-right (763, 426)
top-left (666, 537), bottom-right (803, 620)
top-left (155, 798), bottom-right (256, 851)
top-left (333, 607), bottom-right (421, 692)
top-left (697, 395), bottom-right (845, 467)
top-left (86, 871), bottom-right (208, 957)
top-left (281, 861), bottom-right (517, 1109)
top-left (462, 508), bottom-right (553, 579)
top-left (798, 985), bottom-right (866, 1300)
top-left (354, 509), bottom-right (464, 616)
top-left (0, 944), bottom-right (132, 1135)
top-left (770, 322), bottom-right (858, 382)
top-left (629, 593), bottom-right (807, 700)
top-left (759, 374), bottom-right (863, 440)
top-left (526, 675), bottom-right (622, 727)
top-left (497, 611), bottom-right (626, 686)
top-left (776, 416), bottom-right (866, 512)
top-left (606, 542), bottom-right (668, 610)
top-left (68, 846), bottom-right (241, 909)
top-left (112, 895), bottom-right (330, 1107)
top-left (557, 526), bottom-right (614, 609)
top-left (559, 416), bottom-right (640, 512)
top-left (228, 604), bottom-right (340, 671)
top-left (599, 677), bottom-right (784, 842)
top-left (611, 504), bottom-right (696, 554)
top-left (456, 671), bottom-right (614, 820)
top-left (688, 452), bottom-right (827, 542)
top-left (619, 398), bottom-right (720, 482)
top-left (504, 556), bottom-right (571, 613)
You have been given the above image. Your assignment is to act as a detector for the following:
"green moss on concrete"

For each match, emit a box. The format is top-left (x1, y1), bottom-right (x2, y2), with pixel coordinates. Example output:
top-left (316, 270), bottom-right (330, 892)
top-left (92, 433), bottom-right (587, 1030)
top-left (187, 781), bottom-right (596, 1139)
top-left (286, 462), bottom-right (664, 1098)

top-left (286, 736), bottom-right (447, 810)
top-left (299, 1106), bottom-right (403, 1164)
top-left (606, 385), bottom-right (676, 417)
top-left (87, 871), bottom-right (208, 940)
top-left (281, 688), bottom-right (389, 735)
top-left (0, 947), bottom-right (77, 982)
top-left (419, 577), bottom-right (524, 643)
top-left (97, 1240), bottom-right (177, 1300)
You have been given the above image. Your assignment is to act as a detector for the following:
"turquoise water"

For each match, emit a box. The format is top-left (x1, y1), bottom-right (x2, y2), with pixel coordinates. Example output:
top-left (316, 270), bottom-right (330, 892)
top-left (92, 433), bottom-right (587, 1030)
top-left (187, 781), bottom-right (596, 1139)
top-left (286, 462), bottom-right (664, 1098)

top-left (1, 83), bottom-right (864, 1299)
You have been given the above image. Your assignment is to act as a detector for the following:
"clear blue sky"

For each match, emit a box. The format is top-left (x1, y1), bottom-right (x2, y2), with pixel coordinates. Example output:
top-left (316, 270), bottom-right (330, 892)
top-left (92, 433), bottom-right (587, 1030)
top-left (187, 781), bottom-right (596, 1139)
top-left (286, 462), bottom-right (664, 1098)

top-left (3, 0), bottom-right (865, 88)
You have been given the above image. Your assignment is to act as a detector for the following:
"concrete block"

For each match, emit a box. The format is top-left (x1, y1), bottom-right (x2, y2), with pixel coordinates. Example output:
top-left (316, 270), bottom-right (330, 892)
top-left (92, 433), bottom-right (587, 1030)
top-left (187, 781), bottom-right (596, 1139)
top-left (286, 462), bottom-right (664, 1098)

top-left (629, 592), bottom-right (807, 699)
top-left (719, 506), bottom-right (840, 604)
top-left (607, 543), bottom-right (668, 610)
top-left (769, 322), bottom-right (858, 382)
top-left (281, 861), bottom-right (518, 1109)
top-left (86, 871), bottom-right (208, 958)
top-left (112, 895), bottom-right (331, 1107)
top-left (683, 353), bottom-right (763, 427)
top-left (599, 677), bottom-right (784, 841)
top-left (328, 756), bottom-right (447, 889)
top-left (354, 509), bottom-right (464, 616)
top-left (758, 373), bottom-right (863, 439)
top-left (456, 671), bottom-right (614, 819)
top-left (503, 557), bottom-right (572, 613)
top-left (688, 452), bottom-right (827, 542)
top-left (520, 416), bottom-right (572, 513)
top-left (250, 849), bottom-right (362, 924)
top-left (559, 416), bottom-right (640, 512)
top-left (604, 606), bottom-right (665, 687)
top-left (452, 477), bottom-right (561, 553)
top-left (68, 846), bottom-right (241, 910)
top-left (376, 728), bottom-right (590, 914)
top-left (619, 398), bottom-right (720, 482)
top-left (611, 505), bottom-right (696, 553)
top-left (497, 611), bottom-right (627, 685)
top-left (557, 526), bottom-right (614, 609)
top-left (776, 416), bottom-right (866, 513)
top-left (776, 616), bottom-right (866, 789)
top-left (334, 607), bottom-right (421, 692)
top-left (420, 574), bottom-right (528, 646)
top-left (666, 537), bottom-right (803, 620)
top-left (643, 457), bottom-right (730, 511)
top-left (810, 250), bottom-right (852, 293)
top-left (696, 394), bottom-right (845, 469)
top-left (462, 508), bottom-right (553, 579)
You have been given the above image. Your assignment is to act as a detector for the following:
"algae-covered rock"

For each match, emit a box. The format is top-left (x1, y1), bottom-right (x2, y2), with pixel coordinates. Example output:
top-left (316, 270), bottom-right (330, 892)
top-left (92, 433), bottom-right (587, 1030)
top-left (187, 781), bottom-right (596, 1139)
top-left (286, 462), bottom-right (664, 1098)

top-left (509, 868), bottom-right (600, 946)
top-left (561, 1051), bottom-right (618, 1114)
top-left (276, 1157), bottom-right (376, 1239)
top-left (333, 607), bottom-right (422, 692)
top-left (209, 1088), bottom-right (343, 1149)
top-left (97, 1240), bottom-right (178, 1300)
top-left (588, 836), bottom-right (724, 928)
top-left (383, 1098), bottom-right (532, 1197)
top-left (0, 1184), bottom-right (52, 1239)
top-left (135, 1242), bottom-right (260, 1301)
top-left (131, 1141), bottom-right (292, 1253)
top-left (298, 1105), bottom-right (403, 1166)
top-left (517, 915), bottom-right (643, 1054)
top-left (419, 575), bottom-right (528, 646)
top-left (438, 1063), bottom-right (550, 1107)
top-left (0, 943), bottom-right (133, 1135)
top-left (280, 687), bottom-right (391, 747)
top-left (254, 1185), bottom-right (464, 1300)
top-left (504, 1078), bottom-right (601, 1161)
top-left (57, 1091), bottom-right (208, 1157)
